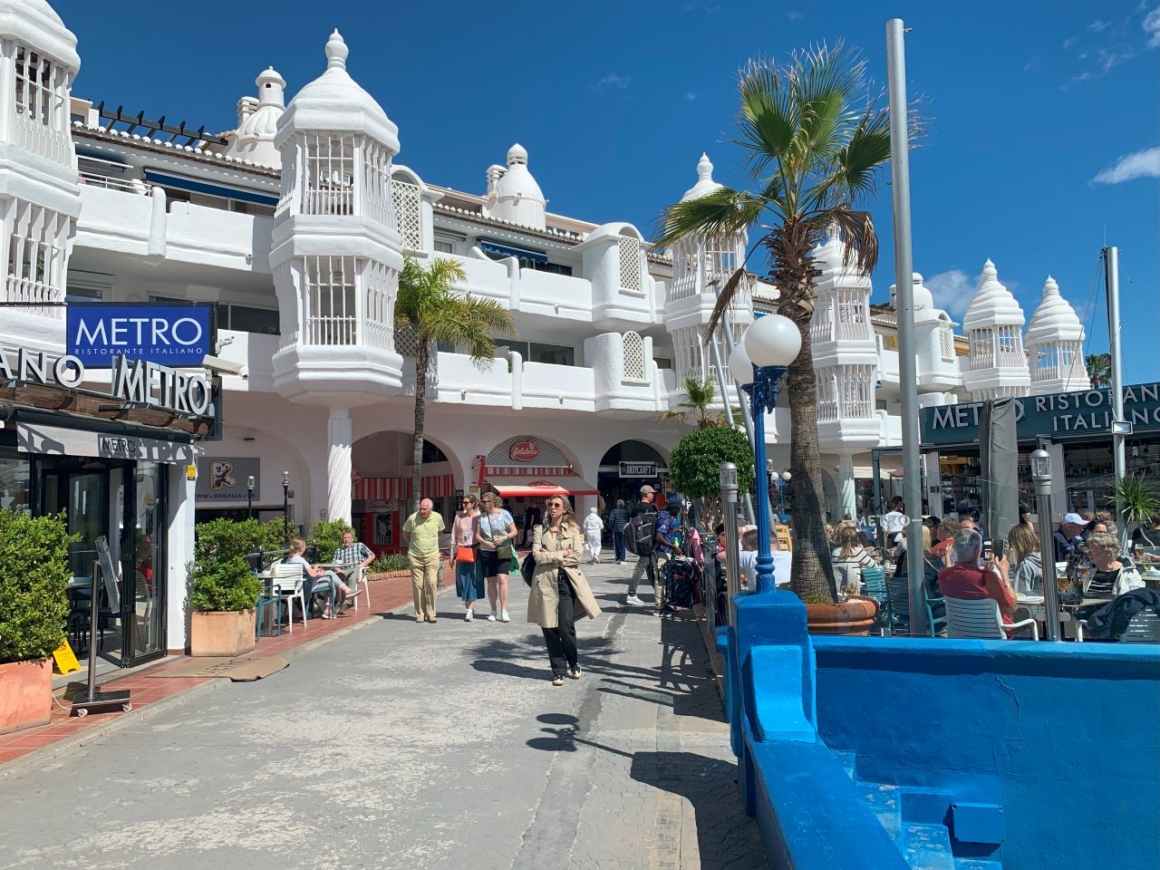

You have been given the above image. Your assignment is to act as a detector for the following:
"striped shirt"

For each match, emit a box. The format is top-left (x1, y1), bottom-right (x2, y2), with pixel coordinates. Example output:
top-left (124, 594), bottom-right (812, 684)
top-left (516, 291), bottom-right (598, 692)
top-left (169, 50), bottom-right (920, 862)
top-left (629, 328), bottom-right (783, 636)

top-left (333, 542), bottom-right (373, 567)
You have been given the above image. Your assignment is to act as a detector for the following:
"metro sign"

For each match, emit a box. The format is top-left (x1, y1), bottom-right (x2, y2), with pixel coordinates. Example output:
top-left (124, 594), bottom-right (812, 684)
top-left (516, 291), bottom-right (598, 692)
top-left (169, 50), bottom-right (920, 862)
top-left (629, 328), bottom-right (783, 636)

top-left (509, 439), bottom-right (540, 462)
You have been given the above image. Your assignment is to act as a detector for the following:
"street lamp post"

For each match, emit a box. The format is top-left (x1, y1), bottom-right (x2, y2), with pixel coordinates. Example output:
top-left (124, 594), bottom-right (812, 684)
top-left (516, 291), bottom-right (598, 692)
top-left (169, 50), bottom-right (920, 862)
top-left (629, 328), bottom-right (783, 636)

top-left (730, 314), bottom-right (801, 594)
top-left (246, 475), bottom-right (255, 521)
top-left (282, 471), bottom-right (290, 547)
top-left (719, 462), bottom-right (741, 610)
top-left (777, 470), bottom-right (792, 520)
top-left (1031, 448), bottom-right (1061, 641)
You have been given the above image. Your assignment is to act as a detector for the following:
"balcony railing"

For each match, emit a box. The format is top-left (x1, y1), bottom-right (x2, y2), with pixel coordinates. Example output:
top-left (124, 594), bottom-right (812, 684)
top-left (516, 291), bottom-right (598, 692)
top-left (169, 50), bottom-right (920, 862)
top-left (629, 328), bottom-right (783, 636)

top-left (11, 109), bottom-right (72, 166)
top-left (4, 275), bottom-right (63, 316)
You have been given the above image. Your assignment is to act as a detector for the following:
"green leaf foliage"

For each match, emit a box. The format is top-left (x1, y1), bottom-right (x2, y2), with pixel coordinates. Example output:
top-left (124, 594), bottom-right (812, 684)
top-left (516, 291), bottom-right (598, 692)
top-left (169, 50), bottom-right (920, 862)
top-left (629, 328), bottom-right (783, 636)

top-left (0, 511), bottom-right (76, 663)
top-left (371, 553), bottom-right (409, 573)
top-left (669, 427), bottom-right (756, 500)
top-left (190, 518), bottom-right (266, 613)
top-left (1107, 474), bottom-right (1160, 526)
top-left (309, 519), bottom-right (355, 562)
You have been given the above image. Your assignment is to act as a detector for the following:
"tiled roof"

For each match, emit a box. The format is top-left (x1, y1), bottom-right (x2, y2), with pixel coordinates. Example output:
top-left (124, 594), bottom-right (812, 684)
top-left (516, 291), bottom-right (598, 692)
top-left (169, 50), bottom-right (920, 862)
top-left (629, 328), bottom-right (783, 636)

top-left (72, 123), bottom-right (280, 178)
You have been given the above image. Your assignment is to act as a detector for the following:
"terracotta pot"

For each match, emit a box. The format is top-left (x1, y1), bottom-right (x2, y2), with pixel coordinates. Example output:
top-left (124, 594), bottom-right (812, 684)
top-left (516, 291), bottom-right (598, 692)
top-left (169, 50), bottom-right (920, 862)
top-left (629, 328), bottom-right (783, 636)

top-left (0, 658), bottom-right (52, 735)
top-left (190, 609), bottom-right (256, 657)
top-left (806, 595), bottom-right (879, 636)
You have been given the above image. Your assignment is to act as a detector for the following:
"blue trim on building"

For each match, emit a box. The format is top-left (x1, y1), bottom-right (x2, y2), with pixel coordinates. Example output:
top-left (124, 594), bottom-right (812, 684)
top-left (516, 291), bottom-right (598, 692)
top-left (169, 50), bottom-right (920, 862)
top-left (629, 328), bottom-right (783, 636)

top-left (143, 171), bottom-right (278, 207)
top-left (478, 239), bottom-right (547, 263)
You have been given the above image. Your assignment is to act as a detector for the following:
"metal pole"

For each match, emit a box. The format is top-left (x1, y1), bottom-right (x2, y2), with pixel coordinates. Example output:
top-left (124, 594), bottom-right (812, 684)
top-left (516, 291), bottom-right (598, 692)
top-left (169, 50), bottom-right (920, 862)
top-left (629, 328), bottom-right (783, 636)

top-left (1104, 247), bottom-right (1127, 550)
top-left (887, 19), bottom-right (929, 637)
top-left (744, 366), bottom-right (787, 594)
top-left (1035, 478), bottom-right (1061, 641)
top-left (282, 471), bottom-right (290, 547)
top-left (719, 317), bottom-right (759, 526)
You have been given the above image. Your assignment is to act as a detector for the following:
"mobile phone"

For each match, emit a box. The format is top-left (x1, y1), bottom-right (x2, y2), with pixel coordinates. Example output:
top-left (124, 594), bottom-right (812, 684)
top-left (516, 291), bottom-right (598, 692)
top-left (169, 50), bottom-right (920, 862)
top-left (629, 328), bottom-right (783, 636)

top-left (993, 540), bottom-right (1005, 560)
top-left (982, 540), bottom-right (993, 559)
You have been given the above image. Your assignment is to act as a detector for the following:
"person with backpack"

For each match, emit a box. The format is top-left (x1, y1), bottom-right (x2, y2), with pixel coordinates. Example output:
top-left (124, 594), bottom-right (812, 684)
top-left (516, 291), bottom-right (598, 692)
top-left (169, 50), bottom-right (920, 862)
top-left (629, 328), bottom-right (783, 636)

top-left (625, 485), bottom-right (658, 606)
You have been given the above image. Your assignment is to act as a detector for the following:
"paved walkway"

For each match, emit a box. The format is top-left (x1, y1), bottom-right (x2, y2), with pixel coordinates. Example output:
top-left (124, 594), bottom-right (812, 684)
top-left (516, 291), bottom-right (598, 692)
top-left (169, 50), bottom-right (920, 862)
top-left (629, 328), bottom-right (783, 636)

top-left (0, 562), bottom-right (767, 870)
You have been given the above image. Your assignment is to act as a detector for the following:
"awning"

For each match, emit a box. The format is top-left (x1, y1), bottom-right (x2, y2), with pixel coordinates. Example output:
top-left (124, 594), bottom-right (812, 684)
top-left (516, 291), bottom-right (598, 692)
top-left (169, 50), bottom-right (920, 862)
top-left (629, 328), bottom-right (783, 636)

top-left (477, 240), bottom-right (548, 263)
top-left (143, 170), bottom-right (279, 207)
top-left (486, 475), bottom-right (599, 498)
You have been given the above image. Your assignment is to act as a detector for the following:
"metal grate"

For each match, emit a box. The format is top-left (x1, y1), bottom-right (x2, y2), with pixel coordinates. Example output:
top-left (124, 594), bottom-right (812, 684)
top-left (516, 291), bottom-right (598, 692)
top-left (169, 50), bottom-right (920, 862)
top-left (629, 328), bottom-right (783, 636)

top-left (391, 178), bottom-right (422, 251)
top-left (623, 331), bottom-right (646, 381)
top-left (12, 45), bottom-right (71, 165)
top-left (618, 235), bottom-right (641, 293)
top-left (363, 142), bottom-right (393, 227)
top-left (303, 134), bottom-right (354, 216)
top-left (303, 255), bottom-right (358, 345)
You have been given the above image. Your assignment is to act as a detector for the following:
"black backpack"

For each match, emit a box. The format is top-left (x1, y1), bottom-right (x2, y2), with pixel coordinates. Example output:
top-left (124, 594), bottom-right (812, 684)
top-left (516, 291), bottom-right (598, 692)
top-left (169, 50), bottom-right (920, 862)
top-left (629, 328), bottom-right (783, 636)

top-left (624, 511), bottom-right (657, 557)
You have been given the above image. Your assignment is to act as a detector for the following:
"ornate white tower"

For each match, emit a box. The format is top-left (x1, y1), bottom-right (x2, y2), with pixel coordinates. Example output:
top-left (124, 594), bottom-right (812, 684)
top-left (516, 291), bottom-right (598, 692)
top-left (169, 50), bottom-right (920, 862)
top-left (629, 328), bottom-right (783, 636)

top-left (483, 143), bottom-right (546, 230)
top-left (270, 30), bottom-right (405, 524)
top-left (0, 0), bottom-right (81, 347)
top-left (890, 272), bottom-right (959, 392)
top-left (962, 259), bottom-right (1031, 400)
top-left (222, 67), bottom-right (286, 169)
top-left (663, 154), bottom-right (753, 405)
top-left (1026, 276), bottom-right (1089, 395)
top-left (811, 227), bottom-right (879, 520)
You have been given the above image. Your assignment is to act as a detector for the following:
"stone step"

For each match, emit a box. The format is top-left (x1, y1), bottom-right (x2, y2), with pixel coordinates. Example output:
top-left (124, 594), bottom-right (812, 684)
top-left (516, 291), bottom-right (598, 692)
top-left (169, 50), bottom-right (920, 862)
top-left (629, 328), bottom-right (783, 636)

top-left (902, 822), bottom-right (957, 870)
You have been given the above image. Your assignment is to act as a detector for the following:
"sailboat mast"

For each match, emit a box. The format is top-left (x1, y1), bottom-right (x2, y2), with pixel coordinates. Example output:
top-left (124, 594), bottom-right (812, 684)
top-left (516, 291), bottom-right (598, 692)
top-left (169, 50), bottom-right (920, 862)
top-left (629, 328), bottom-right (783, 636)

top-left (1103, 246), bottom-right (1126, 543)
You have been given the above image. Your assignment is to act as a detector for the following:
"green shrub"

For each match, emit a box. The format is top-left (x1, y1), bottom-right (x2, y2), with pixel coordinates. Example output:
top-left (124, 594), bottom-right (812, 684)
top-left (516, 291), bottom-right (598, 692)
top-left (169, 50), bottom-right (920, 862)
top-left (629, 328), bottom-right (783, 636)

top-left (190, 518), bottom-right (265, 613)
top-left (309, 519), bottom-right (354, 562)
top-left (372, 553), bottom-right (409, 573)
top-left (0, 511), bottom-right (77, 663)
top-left (669, 426), bottom-right (756, 500)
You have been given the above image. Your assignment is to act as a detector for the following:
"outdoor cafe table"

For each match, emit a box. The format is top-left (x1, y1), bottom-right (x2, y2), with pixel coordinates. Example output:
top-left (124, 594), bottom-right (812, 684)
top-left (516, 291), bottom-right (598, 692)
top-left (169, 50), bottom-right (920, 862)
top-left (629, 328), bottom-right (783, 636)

top-left (1016, 594), bottom-right (1112, 641)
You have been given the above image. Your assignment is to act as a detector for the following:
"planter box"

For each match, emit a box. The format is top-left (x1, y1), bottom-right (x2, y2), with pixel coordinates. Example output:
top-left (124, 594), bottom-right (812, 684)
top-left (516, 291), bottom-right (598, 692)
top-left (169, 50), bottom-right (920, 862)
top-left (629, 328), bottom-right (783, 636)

top-left (0, 658), bottom-right (52, 735)
top-left (190, 609), bottom-right (256, 657)
top-left (806, 595), bottom-right (879, 636)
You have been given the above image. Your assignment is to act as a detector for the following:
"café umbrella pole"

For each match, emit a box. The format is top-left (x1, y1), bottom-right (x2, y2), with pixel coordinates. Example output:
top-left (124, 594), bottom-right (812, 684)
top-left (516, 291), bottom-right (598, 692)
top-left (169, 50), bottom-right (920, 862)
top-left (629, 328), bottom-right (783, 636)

top-left (1031, 449), bottom-right (1061, 641)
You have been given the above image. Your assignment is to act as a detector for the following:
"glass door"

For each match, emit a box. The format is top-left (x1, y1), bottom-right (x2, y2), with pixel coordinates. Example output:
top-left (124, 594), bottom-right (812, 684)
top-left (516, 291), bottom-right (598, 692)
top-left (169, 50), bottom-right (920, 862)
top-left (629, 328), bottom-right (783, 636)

top-left (121, 461), bottom-right (166, 665)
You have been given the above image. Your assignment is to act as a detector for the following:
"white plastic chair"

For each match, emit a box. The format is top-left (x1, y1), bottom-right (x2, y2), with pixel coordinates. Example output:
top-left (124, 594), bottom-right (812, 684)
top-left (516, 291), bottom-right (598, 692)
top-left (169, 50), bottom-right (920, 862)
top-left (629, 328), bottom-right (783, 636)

top-left (945, 596), bottom-right (1039, 641)
top-left (272, 563), bottom-right (307, 632)
top-left (346, 565), bottom-right (369, 612)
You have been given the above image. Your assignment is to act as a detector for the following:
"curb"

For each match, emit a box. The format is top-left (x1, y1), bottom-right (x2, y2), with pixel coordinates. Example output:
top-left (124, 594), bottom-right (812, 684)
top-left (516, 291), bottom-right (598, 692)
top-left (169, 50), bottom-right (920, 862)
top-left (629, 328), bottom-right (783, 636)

top-left (0, 588), bottom-right (429, 782)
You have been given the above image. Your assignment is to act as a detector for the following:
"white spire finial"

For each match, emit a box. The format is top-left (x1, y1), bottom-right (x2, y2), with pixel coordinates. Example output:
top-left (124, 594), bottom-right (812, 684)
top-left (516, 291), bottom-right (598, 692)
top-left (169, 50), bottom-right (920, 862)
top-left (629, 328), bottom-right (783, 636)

top-left (697, 153), bottom-right (714, 181)
top-left (326, 29), bottom-right (348, 69)
top-left (507, 143), bottom-right (528, 166)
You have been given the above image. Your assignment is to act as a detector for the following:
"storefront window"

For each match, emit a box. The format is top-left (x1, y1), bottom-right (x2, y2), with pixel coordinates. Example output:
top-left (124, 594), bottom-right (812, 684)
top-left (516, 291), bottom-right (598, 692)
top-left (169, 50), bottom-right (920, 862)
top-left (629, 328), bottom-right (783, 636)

top-left (0, 449), bottom-right (30, 513)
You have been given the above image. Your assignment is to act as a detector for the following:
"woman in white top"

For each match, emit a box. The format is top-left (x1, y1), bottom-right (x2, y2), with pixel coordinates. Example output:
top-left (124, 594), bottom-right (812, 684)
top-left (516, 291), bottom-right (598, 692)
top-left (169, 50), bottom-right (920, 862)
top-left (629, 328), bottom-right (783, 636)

top-left (475, 493), bottom-right (518, 622)
top-left (582, 507), bottom-right (605, 564)
top-left (831, 526), bottom-right (875, 594)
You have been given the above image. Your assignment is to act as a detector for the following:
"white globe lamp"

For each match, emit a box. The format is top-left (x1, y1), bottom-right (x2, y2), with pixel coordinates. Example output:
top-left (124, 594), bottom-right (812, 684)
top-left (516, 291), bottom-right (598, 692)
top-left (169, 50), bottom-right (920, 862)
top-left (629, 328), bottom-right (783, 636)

top-left (728, 343), bottom-right (755, 385)
top-left (744, 313), bottom-right (801, 368)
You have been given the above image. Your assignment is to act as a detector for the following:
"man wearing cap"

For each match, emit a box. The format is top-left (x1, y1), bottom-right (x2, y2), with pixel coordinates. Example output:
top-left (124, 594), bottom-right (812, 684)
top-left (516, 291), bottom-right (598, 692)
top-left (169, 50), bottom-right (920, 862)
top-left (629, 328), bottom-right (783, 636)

top-left (626, 485), bottom-right (658, 606)
top-left (1053, 513), bottom-right (1087, 562)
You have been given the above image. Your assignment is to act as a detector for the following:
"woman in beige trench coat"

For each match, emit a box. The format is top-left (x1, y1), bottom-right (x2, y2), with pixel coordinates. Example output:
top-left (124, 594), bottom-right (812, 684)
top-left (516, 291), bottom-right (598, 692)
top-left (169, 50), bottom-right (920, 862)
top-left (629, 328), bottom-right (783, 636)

top-left (529, 496), bottom-right (602, 685)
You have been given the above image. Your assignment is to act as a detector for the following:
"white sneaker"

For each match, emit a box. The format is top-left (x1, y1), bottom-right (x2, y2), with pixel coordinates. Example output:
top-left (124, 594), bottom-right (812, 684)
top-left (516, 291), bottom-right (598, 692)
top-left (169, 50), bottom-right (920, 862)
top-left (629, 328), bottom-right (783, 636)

top-left (626, 595), bottom-right (644, 606)
top-left (487, 611), bottom-right (497, 622)
top-left (500, 610), bottom-right (510, 623)
top-left (465, 609), bottom-right (474, 622)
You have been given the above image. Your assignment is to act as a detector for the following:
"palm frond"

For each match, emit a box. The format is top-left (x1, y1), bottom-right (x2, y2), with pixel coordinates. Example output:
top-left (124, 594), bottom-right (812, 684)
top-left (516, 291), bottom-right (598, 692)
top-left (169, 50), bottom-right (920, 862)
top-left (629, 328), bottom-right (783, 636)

top-left (807, 108), bottom-right (891, 210)
top-left (808, 207), bottom-right (879, 276)
top-left (736, 60), bottom-right (799, 181)
top-left (657, 187), bottom-right (766, 249)
top-left (704, 264), bottom-right (753, 340)
top-left (794, 43), bottom-right (866, 162)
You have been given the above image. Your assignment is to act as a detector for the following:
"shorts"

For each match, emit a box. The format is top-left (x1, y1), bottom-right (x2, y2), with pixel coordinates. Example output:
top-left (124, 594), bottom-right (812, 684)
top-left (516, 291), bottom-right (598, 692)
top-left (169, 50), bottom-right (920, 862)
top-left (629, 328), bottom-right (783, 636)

top-left (479, 548), bottom-right (508, 578)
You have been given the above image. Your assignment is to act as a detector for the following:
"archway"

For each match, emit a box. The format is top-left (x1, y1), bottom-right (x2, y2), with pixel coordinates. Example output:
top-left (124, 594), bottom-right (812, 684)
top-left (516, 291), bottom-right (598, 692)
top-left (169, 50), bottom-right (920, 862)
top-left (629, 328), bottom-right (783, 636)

top-left (350, 431), bottom-right (456, 554)
top-left (596, 440), bottom-right (668, 509)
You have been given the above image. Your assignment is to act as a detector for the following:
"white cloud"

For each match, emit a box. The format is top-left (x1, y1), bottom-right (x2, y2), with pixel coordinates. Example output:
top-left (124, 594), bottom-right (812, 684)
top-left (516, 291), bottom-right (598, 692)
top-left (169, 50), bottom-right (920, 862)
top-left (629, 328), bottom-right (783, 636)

top-left (787, 10), bottom-right (804, 20)
top-left (597, 73), bottom-right (631, 90)
top-left (1092, 146), bottom-right (1160, 183)
top-left (925, 269), bottom-right (976, 318)
top-left (1088, 19), bottom-right (1111, 33)
top-left (685, 91), bottom-right (697, 101)
top-left (1145, 4), bottom-right (1160, 47)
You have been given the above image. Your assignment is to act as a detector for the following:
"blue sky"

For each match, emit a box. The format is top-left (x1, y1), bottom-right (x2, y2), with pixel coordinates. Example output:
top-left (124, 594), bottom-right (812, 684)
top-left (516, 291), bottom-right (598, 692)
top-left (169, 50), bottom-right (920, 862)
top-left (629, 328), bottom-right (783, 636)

top-left (57, 0), bottom-right (1159, 384)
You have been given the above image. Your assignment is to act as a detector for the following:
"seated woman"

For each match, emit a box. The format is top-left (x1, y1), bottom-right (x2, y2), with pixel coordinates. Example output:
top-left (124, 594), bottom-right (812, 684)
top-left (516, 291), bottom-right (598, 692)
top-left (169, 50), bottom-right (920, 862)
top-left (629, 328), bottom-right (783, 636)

top-left (897, 525), bottom-right (946, 622)
top-left (1008, 524), bottom-right (1043, 593)
top-left (1083, 532), bottom-right (1144, 599)
top-left (286, 537), bottom-right (351, 619)
top-left (831, 526), bottom-right (875, 595)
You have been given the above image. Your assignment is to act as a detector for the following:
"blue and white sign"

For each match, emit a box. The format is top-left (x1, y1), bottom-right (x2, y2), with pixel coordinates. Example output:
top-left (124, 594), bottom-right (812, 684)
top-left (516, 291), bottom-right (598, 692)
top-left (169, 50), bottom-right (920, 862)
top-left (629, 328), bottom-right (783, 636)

top-left (67, 305), bottom-right (211, 368)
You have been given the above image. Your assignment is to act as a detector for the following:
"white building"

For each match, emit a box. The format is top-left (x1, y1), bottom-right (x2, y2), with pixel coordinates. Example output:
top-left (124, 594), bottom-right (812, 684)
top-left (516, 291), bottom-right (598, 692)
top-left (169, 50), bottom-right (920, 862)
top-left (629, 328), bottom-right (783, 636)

top-left (0, 1), bottom-right (1095, 656)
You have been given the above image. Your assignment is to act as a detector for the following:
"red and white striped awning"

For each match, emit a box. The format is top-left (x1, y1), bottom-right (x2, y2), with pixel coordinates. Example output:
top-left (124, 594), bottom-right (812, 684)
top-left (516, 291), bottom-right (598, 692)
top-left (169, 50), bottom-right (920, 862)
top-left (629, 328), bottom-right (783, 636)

top-left (485, 475), bottom-right (599, 498)
top-left (353, 474), bottom-right (456, 501)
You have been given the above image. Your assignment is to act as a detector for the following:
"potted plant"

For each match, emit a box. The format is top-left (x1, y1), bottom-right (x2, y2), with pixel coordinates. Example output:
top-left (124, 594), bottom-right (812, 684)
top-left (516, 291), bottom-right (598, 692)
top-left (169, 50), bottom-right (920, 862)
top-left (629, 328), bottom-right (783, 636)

top-left (367, 553), bottom-right (410, 581)
top-left (189, 519), bottom-right (264, 657)
top-left (0, 510), bottom-right (75, 734)
top-left (1107, 474), bottom-right (1160, 540)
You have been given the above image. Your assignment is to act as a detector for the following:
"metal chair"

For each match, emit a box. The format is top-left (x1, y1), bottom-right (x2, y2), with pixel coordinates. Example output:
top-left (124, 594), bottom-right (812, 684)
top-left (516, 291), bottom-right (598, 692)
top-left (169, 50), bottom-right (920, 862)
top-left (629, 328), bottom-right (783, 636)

top-left (861, 566), bottom-right (887, 603)
top-left (255, 577), bottom-right (283, 640)
top-left (944, 596), bottom-right (1040, 641)
top-left (1119, 610), bottom-right (1160, 643)
top-left (885, 574), bottom-right (911, 635)
top-left (271, 563), bottom-right (308, 632)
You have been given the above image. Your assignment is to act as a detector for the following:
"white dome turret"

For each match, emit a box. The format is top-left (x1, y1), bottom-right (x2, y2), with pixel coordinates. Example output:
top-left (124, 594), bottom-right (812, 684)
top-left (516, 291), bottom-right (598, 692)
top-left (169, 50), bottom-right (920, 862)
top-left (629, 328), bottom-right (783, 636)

top-left (274, 30), bottom-right (399, 154)
top-left (223, 67), bottom-right (286, 168)
top-left (1027, 276), bottom-right (1089, 395)
top-left (680, 153), bottom-right (723, 202)
top-left (0, 0), bottom-right (79, 71)
top-left (963, 259), bottom-right (1025, 330)
top-left (889, 272), bottom-right (934, 312)
top-left (962, 259), bottom-right (1030, 399)
top-left (485, 143), bottom-right (547, 229)
top-left (1026, 276), bottom-right (1084, 344)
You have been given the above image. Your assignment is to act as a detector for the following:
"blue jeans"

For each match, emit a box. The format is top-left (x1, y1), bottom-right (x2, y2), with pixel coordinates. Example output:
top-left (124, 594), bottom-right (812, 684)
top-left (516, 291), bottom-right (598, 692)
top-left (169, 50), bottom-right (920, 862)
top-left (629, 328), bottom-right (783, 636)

top-left (613, 530), bottom-right (626, 562)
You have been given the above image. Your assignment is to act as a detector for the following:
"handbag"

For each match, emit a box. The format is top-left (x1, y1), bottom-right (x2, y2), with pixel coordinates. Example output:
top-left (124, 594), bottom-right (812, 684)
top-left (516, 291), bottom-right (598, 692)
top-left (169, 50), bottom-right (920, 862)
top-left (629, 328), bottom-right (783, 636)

top-left (509, 550), bottom-right (521, 576)
top-left (520, 552), bottom-right (536, 587)
top-left (455, 546), bottom-right (475, 564)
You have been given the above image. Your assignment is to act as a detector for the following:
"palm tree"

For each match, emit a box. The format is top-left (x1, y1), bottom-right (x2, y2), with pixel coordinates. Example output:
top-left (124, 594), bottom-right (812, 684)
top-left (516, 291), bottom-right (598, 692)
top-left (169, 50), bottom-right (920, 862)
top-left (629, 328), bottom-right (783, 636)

top-left (1086, 353), bottom-right (1111, 388)
top-left (659, 376), bottom-right (719, 428)
top-left (395, 256), bottom-right (516, 510)
top-left (658, 45), bottom-right (893, 602)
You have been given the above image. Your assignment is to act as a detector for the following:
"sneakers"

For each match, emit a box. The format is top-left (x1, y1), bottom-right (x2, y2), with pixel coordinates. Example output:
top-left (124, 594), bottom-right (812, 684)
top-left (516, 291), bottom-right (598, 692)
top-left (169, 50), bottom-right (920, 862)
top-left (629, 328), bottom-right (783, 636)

top-left (500, 610), bottom-right (510, 623)
top-left (487, 611), bottom-right (497, 622)
top-left (552, 674), bottom-right (566, 686)
top-left (465, 609), bottom-right (474, 622)
top-left (625, 595), bottom-right (644, 606)
top-left (567, 666), bottom-right (582, 680)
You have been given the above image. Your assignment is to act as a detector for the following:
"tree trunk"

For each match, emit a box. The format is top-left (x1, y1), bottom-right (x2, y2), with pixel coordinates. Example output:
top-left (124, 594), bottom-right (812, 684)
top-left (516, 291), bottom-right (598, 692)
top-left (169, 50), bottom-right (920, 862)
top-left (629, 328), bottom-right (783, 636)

top-left (785, 317), bottom-right (839, 602)
top-left (411, 342), bottom-right (428, 516)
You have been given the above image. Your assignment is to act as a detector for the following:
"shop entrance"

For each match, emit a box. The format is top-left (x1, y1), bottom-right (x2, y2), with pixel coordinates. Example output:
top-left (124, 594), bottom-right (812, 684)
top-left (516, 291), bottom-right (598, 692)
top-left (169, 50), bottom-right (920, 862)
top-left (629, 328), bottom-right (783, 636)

top-left (596, 441), bottom-right (668, 508)
top-left (35, 456), bottom-right (168, 668)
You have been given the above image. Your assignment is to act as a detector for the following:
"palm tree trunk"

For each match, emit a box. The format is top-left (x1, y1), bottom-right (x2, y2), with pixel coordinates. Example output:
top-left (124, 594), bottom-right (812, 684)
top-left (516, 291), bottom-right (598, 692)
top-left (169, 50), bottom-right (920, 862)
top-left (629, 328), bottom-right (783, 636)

top-left (411, 342), bottom-right (428, 515)
top-left (785, 319), bottom-right (838, 601)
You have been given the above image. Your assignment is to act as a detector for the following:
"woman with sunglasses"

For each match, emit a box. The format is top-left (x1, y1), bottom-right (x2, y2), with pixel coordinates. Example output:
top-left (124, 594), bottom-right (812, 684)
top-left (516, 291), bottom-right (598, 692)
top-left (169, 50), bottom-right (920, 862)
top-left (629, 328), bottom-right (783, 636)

top-left (476, 493), bottom-right (518, 622)
top-left (453, 494), bottom-right (484, 621)
top-left (530, 497), bottom-right (601, 686)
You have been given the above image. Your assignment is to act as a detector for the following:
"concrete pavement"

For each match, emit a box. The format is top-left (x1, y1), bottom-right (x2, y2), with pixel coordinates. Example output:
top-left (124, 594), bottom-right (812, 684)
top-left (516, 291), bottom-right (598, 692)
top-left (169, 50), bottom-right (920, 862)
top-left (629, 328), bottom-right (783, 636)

top-left (0, 560), bottom-right (767, 870)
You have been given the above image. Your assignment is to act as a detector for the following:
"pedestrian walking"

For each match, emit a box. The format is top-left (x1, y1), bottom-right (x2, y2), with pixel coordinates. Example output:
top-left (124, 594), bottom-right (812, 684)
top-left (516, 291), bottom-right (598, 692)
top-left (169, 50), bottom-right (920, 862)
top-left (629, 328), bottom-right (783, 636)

top-left (453, 494), bottom-right (484, 621)
top-left (608, 499), bottom-right (630, 564)
top-left (583, 506), bottom-right (604, 563)
top-left (529, 496), bottom-right (601, 685)
top-left (476, 493), bottom-right (518, 622)
top-left (626, 485), bottom-right (659, 606)
top-left (520, 503), bottom-right (541, 548)
top-left (403, 498), bottom-right (445, 623)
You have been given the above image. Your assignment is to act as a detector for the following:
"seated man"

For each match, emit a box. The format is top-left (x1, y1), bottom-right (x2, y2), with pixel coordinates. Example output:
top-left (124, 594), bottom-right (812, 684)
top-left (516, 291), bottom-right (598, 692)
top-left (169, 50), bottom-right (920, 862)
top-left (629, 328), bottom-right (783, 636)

top-left (717, 528), bottom-right (792, 590)
top-left (287, 537), bottom-right (351, 619)
top-left (937, 528), bottom-right (1016, 625)
top-left (332, 530), bottom-right (375, 595)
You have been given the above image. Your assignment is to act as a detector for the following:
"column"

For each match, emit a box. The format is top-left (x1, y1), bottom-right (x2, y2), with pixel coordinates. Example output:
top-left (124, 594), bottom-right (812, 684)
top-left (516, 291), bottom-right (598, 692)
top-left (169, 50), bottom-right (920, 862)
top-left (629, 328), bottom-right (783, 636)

top-left (838, 453), bottom-right (857, 522)
top-left (327, 408), bottom-right (353, 525)
top-left (167, 462), bottom-right (197, 654)
top-left (1046, 441), bottom-right (1067, 521)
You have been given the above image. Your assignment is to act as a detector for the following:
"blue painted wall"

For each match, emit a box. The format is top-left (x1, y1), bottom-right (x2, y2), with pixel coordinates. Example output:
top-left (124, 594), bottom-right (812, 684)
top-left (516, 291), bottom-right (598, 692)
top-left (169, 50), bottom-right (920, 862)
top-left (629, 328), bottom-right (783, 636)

top-left (813, 637), bottom-right (1160, 870)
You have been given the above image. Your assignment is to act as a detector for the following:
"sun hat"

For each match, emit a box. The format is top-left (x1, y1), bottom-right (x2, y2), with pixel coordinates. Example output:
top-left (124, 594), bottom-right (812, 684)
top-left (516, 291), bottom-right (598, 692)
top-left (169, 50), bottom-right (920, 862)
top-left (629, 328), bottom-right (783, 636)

top-left (639, 485), bottom-right (656, 495)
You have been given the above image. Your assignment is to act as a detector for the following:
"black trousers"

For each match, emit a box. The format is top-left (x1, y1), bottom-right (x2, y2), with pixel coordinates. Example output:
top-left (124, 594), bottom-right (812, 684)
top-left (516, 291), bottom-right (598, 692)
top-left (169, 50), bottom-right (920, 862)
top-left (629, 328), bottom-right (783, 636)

top-left (542, 570), bottom-right (578, 675)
